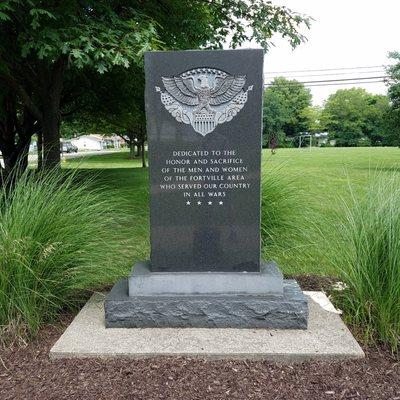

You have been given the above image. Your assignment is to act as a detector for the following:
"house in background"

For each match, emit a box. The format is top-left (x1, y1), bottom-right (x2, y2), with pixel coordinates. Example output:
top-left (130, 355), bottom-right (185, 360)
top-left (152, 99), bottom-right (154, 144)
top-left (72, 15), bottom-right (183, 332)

top-left (105, 135), bottom-right (126, 149)
top-left (70, 135), bottom-right (104, 150)
top-left (70, 134), bottom-right (125, 151)
top-left (314, 132), bottom-right (329, 146)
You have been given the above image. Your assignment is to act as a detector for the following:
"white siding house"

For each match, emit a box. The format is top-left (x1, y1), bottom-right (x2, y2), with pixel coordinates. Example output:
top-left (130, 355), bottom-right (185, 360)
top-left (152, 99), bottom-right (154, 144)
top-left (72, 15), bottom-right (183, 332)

top-left (314, 132), bottom-right (329, 146)
top-left (70, 135), bottom-right (105, 151)
top-left (70, 135), bottom-right (125, 151)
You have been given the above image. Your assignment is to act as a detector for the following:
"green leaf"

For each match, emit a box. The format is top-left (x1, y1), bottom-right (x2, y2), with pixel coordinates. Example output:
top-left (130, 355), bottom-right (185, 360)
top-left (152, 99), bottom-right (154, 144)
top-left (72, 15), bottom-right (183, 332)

top-left (96, 62), bottom-right (107, 74)
top-left (38, 46), bottom-right (48, 59)
top-left (31, 19), bottom-right (39, 29)
top-left (113, 52), bottom-right (124, 65)
top-left (0, 11), bottom-right (10, 21)
top-left (71, 48), bottom-right (83, 59)
top-left (84, 42), bottom-right (94, 53)
top-left (29, 8), bottom-right (56, 20)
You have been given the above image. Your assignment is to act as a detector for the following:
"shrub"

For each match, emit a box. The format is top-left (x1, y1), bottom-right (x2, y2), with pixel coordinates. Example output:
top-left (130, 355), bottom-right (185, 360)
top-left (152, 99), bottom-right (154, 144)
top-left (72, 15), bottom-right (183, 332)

top-left (0, 170), bottom-right (129, 342)
top-left (357, 137), bottom-right (372, 147)
top-left (334, 173), bottom-right (400, 351)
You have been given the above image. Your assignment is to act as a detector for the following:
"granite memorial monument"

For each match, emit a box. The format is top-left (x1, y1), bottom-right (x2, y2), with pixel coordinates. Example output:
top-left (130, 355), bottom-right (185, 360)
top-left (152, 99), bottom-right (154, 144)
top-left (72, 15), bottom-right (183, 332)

top-left (105, 49), bottom-right (308, 329)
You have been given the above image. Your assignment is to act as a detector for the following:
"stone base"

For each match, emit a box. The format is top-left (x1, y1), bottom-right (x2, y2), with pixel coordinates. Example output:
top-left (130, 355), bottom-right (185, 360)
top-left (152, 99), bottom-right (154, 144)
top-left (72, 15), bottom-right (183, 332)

top-left (105, 279), bottom-right (308, 329)
top-left (129, 261), bottom-right (284, 296)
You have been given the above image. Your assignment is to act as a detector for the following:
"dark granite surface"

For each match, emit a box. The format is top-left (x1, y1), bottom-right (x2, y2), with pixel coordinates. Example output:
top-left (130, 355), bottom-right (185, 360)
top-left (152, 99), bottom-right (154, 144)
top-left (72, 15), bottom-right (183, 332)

top-left (106, 279), bottom-right (308, 329)
top-left (145, 49), bottom-right (264, 272)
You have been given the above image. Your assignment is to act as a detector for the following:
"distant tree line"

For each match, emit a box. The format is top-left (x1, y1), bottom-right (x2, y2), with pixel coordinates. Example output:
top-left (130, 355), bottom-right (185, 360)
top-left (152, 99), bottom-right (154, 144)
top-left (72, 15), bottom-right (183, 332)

top-left (263, 57), bottom-right (400, 148)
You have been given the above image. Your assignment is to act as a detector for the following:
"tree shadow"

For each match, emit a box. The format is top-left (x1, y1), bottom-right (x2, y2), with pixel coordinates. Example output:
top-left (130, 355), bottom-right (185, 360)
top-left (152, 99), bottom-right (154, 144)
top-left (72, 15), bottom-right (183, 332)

top-left (352, 165), bottom-right (400, 174)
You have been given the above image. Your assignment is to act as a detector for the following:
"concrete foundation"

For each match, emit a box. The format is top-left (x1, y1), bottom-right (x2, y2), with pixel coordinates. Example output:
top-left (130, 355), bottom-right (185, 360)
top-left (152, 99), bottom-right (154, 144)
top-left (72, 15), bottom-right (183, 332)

top-left (50, 292), bottom-right (365, 362)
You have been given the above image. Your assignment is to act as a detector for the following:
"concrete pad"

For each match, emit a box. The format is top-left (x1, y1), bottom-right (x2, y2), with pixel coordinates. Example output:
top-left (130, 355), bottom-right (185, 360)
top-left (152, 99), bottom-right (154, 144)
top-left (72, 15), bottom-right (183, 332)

top-left (50, 292), bottom-right (364, 362)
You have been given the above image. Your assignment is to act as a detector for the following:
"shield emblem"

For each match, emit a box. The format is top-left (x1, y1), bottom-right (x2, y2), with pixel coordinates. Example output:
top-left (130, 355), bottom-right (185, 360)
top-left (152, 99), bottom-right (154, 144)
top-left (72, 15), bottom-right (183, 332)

top-left (192, 111), bottom-right (216, 136)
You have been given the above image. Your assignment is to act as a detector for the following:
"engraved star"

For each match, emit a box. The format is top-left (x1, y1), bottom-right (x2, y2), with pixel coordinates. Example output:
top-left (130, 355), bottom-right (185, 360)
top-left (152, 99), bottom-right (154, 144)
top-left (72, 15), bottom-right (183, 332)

top-left (197, 201), bottom-right (202, 205)
top-left (219, 201), bottom-right (224, 205)
top-left (186, 201), bottom-right (191, 205)
top-left (208, 201), bottom-right (212, 205)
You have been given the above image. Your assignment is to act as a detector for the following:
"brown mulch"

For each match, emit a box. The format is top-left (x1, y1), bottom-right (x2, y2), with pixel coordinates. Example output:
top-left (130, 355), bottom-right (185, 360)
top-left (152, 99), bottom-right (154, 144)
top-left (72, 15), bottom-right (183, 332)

top-left (0, 276), bottom-right (399, 400)
top-left (289, 274), bottom-right (340, 292)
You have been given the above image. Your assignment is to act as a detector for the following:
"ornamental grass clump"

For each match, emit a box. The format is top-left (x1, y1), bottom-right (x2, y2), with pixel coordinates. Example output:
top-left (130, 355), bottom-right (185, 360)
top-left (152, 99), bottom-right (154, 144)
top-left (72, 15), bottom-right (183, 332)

top-left (260, 163), bottom-right (316, 271)
top-left (335, 173), bottom-right (400, 352)
top-left (0, 170), bottom-right (129, 343)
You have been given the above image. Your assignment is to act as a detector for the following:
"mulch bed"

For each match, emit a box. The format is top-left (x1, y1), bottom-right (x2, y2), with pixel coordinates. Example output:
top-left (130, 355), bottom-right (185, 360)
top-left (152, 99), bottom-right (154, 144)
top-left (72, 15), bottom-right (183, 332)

top-left (288, 274), bottom-right (340, 292)
top-left (0, 276), bottom-right (399, 400)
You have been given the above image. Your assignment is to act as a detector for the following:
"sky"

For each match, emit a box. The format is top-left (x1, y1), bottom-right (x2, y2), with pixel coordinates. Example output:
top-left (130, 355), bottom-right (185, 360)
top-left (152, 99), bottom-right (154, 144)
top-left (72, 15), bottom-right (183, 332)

top-left (254, 0), bottom-right (400, 105)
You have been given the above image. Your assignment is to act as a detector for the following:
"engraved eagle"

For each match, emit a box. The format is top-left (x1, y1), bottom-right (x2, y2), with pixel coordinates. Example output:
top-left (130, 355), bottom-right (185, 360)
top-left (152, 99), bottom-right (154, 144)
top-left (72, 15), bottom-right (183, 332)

top-left (161, 74), bottom-right (246, 114)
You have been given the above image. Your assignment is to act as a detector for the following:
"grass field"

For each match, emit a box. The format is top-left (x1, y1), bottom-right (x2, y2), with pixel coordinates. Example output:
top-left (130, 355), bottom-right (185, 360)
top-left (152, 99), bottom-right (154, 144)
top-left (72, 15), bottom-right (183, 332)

top-left (65, 147), bottom-right (400, 277)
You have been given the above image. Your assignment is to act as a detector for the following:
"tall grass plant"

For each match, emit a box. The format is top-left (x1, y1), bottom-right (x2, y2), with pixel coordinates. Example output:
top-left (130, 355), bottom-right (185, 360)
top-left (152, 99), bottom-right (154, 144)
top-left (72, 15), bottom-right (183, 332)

top-left (0, 169), bottom-right (130, 342)
top-left (334, 172), bottom-right (400, 351)
top-left (261, 162), bottom-right (319, 271)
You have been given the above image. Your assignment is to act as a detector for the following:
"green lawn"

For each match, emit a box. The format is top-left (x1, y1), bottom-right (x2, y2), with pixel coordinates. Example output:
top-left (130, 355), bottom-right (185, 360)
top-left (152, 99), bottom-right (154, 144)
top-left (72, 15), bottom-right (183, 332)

top-left (65, 147), bottom-right (400, 277)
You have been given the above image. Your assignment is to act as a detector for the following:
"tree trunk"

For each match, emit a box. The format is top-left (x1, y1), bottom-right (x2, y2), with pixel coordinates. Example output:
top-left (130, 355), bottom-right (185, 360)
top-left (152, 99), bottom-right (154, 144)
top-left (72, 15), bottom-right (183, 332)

top-left (129, 141), bottom-right (135, 158)
top-left (41, 58), bottom-right (65, 170)
top-left (42, 102), bottom-right (61, 169)
top-left (0, 168), bottom-right (4, 190)
top-left (0, 97), bottom-right (33, 187)
top-left (1, 136), bottom-right (31, 187)
top-left (16, 141), bottom-right (29, 173)
top-left (141, 141), bottom-right (146, 168)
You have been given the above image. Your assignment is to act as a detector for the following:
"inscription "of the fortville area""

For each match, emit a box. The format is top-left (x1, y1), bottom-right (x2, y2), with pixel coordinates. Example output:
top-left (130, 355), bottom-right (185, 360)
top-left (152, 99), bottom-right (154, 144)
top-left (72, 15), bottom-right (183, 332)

top-left (159, 149), bottom-right (251, 205)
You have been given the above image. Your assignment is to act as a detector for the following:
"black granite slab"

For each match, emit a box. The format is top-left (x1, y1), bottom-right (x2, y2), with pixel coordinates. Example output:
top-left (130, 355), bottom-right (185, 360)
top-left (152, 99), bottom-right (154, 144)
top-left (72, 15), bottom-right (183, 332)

top-left (145, 49), bottom-right (264, 272)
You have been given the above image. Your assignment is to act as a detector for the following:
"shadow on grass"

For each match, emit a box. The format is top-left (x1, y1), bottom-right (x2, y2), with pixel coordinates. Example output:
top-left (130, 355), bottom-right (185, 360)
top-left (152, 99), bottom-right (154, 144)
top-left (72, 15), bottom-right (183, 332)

top-left (73, 167), bottom-right (149, 192)
top-left (64, 151), bottom-right (148, 170)
top-left (351, 165), bottom-right (400, 173)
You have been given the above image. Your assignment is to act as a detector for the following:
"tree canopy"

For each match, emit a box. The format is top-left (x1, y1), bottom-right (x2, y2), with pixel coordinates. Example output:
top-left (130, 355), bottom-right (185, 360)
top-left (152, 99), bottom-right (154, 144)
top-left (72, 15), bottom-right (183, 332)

top-left (262, 77), bottom-right (312, 147)
top-left (322, 88), bottom-right (394, 147)
top-left (0, 0), bottom-right (311, 179)
top-left (387, 52), bottom-right (400, 109)
top-left (301, 106), bottom-right (324, 134)
top-left (386, 51), bottom-right (400, 146)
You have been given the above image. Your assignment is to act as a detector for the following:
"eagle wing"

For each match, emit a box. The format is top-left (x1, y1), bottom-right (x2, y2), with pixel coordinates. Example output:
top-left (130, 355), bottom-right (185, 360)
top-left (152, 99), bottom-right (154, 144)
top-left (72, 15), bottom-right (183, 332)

top-left (210, 76), bottom-right (246, 105)
top-left (162, 77), bottom-right (199, 106)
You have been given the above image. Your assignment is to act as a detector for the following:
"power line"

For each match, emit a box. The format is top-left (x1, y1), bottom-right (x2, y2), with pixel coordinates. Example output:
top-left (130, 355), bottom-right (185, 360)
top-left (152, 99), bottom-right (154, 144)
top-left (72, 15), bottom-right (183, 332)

top-left (264, 79), bottom-right (387, 88)
top-left (264, 65), bottom-right (387, 75)
top-left (298, 80), bottom-right (387, 88)
top-left (264, 75), bottom-right (389, 86)
top-left (264, 69), bottom-right (385, 79)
